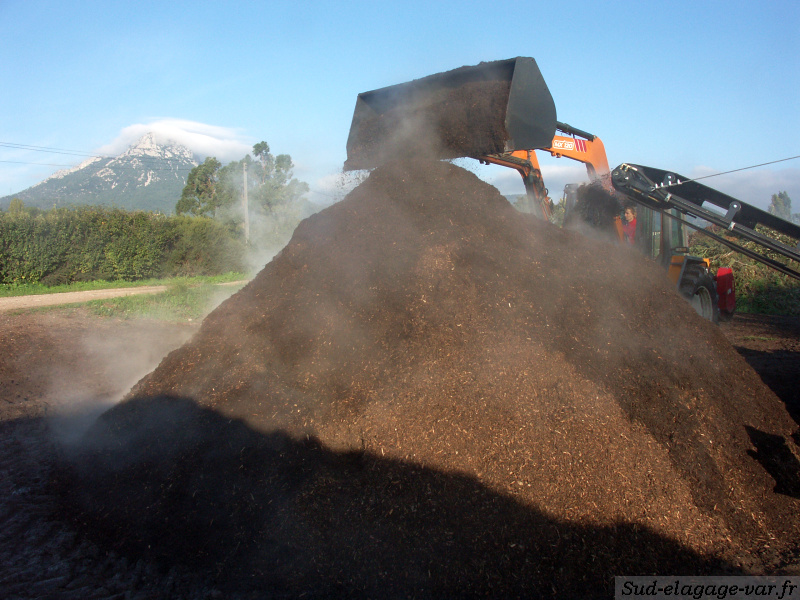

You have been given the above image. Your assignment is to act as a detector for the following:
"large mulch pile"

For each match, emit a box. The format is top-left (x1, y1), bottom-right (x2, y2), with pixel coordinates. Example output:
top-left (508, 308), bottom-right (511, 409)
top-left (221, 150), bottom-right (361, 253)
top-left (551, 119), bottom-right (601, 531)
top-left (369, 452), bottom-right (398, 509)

top-left (61, 160), bottom-right (800, 598)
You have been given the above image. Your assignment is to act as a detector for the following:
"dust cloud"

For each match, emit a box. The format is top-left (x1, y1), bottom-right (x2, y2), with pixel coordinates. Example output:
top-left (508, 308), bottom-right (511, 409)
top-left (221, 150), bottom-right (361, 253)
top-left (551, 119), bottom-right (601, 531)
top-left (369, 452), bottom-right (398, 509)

top-left (46, 320), bottom-right (197, 445)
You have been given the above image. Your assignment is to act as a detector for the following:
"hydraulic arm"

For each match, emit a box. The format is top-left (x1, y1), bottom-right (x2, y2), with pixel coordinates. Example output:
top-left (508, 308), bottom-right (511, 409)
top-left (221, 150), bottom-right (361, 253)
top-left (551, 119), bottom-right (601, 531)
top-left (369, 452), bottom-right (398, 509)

top-left (611, 163), bottom-right (800, 280)
top-left (479, 122), bottom-right (611, 220)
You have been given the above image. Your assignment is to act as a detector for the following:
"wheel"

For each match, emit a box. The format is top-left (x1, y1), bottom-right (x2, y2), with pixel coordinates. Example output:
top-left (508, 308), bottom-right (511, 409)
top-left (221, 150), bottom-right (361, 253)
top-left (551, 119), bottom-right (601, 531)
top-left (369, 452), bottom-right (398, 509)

top-left (684, 272), bottom-right (720, 323)
top-left (678, 263), bottom-right (720, 323)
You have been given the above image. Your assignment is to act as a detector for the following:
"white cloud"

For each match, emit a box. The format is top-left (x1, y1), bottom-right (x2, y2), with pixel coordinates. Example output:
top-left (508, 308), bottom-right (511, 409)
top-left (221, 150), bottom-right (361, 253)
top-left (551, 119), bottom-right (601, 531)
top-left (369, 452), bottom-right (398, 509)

top-left (97, 119), bottom-right (252, 162)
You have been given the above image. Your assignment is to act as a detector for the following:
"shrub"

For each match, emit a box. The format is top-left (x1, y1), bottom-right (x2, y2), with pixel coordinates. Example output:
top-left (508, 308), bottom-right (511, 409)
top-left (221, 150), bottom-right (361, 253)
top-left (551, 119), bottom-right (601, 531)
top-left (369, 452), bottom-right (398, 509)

top-left (0, 205), bottom-right (246, 285)
top-left (689, 225), bottom-right (800, 316)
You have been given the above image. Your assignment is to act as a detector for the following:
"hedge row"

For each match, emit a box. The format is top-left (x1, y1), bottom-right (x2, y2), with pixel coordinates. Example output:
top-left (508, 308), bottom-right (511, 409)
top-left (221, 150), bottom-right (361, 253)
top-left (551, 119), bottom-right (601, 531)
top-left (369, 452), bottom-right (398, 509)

top-left (689, 225), bottom-right (800, 316)
top-left (0, 206), bottom-right (246, 285)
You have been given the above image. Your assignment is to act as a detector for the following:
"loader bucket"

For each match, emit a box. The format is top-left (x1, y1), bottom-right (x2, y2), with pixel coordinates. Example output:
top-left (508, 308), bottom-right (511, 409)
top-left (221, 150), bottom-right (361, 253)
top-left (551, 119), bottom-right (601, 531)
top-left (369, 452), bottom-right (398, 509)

top-left (344, 57), bottom-right (557, 170)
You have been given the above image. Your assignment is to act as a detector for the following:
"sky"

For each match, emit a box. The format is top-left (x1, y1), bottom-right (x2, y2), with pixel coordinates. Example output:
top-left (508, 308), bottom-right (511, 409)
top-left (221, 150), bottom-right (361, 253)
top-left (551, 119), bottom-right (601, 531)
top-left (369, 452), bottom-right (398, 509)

top-left (1, 0), bottom-right (799, 211)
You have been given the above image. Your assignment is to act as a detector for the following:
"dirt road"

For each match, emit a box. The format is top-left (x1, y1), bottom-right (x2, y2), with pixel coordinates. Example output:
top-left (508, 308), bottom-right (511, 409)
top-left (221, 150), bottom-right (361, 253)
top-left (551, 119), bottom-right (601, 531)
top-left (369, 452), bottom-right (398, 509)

top-left (0, 286), bottom-right (172, 312)
top-left (0, 308), bottom-right (798, 598)
top-left (0, 280), bottom-right (248, 312)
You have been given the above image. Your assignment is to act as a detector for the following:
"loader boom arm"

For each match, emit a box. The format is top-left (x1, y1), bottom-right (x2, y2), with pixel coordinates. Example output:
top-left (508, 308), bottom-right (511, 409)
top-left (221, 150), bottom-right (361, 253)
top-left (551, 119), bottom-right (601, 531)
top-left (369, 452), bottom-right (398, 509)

top-left (480, 122), bottom-right (612, 220)
top-left (611, 163), bottom-right (800, 280)
top-left (546, 123), bottom-right (611, 182)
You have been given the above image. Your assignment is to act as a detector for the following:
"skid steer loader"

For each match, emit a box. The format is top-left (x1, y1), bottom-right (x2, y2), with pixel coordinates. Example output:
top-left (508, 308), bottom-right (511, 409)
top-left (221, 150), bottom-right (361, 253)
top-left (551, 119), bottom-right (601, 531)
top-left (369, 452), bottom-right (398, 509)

top-left (344, 57), bottom-right (800, 322)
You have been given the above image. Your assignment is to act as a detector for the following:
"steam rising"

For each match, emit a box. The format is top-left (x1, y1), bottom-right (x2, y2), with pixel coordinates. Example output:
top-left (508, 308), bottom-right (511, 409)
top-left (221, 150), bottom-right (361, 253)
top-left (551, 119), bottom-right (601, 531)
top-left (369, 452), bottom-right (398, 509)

top-left (47, 68), bottom-right (800, 597)
top-left (47, 321), bottom-right (196, 445)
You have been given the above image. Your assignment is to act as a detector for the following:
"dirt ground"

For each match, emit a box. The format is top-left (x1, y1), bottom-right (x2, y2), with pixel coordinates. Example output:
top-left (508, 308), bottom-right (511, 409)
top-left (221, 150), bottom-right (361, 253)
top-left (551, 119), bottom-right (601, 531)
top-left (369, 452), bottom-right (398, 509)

top-left (719, 313), bottom-right (800, 429)
top-left (0, 308), bottom-right (212, 599)
top-left (0, 306), bottom-right (798, 599)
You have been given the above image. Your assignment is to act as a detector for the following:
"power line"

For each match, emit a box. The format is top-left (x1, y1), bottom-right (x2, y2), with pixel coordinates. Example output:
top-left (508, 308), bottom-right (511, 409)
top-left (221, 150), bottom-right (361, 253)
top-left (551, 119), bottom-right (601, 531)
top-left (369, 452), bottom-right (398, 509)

top-left (661, 155), bottom-right (800, 188)
top-left (0, 157), bottom-right (199, 171)
top-left (0, 154), bottom-right (336, 198)
top-left (0, 140), bottom-right (200, 167)
top-left (0, 141), bottom-right (100, 158)
top-left (0, 139), bottom-right (345, 204)
top-left (0, 159), bottom-right (77, 167)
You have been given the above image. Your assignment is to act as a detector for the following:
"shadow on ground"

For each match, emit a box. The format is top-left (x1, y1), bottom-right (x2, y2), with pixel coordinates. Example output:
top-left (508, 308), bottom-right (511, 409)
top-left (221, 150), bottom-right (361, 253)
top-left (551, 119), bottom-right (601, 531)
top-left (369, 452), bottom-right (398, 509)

top-left (746, 426), bottom-right (800, 499)
top-left (734, 347), bottom-right (800, 428)
top-left (56, 395), bottom-right (742, 599)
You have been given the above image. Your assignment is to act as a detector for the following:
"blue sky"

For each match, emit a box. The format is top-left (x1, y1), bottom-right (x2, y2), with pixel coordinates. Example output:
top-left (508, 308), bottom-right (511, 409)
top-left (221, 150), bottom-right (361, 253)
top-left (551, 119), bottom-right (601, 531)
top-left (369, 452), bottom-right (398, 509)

top-left (2, 0), bottom-right (798, 210)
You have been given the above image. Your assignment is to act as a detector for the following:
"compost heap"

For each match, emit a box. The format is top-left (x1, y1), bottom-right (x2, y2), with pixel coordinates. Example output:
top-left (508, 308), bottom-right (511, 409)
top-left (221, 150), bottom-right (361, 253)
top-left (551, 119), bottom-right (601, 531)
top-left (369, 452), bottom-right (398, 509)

top-left (65, 160), bottom-right (800, 599)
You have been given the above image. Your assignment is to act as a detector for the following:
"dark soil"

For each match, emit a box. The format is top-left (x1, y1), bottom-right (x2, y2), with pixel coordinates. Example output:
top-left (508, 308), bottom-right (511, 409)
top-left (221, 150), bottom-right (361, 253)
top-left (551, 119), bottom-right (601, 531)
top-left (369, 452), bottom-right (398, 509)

top-left (720, 313), bottom-right (800, 434)
top-left (46, 160), bottom-right (800, 598)
top-left (0, 302), bottom-right (798, 598)
top-left (564, 181), bottom-right (625, 236)
top-left (0, 310), bottom-right (214, 599)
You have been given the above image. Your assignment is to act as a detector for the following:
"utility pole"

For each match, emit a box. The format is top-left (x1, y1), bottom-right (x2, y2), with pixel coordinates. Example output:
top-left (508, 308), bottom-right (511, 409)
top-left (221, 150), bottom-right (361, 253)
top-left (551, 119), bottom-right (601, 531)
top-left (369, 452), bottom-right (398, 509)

top-left (242, 161), bottom-right (250, 242)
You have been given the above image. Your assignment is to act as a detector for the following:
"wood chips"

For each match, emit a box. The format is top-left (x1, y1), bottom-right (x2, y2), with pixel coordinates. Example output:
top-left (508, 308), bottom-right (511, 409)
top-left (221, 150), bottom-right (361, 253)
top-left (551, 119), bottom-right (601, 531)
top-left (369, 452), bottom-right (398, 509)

top-left (62, 160), bottom-right (800, 598)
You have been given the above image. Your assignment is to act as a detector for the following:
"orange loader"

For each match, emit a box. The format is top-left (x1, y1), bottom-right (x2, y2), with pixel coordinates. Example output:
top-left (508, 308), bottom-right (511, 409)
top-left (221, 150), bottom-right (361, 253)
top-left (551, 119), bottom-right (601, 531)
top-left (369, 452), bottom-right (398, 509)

top-left (344, 57), bottom-right (800, 322)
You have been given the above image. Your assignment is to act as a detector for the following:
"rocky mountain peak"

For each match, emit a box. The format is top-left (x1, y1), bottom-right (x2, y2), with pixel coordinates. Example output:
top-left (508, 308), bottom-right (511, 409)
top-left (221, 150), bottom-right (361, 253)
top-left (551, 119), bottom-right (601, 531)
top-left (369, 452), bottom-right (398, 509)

top-left (118, 133), bottom-right (196, 162)
top-left (2, 133), bottom-right (199, 213)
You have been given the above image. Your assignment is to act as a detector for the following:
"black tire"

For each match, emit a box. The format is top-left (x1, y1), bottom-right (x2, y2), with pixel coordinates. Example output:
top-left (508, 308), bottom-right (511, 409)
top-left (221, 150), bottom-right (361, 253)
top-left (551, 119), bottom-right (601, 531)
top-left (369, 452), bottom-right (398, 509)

top-left (683, 272), bottom-right (720, 323)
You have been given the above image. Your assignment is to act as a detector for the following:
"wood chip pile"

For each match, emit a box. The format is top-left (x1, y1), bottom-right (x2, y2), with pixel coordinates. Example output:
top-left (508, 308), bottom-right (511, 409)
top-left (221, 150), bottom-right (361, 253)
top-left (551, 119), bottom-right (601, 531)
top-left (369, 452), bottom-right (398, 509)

top-left (62, 160), bottom-right (800, 598)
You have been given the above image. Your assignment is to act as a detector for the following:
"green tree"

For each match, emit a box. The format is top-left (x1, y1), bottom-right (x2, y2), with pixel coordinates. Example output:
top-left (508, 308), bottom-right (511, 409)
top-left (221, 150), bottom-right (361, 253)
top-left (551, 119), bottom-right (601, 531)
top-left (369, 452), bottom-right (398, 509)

top-left (176, 157), bottom-right (223, 216)
top-left (549, 197), bottom-right (566, 226)
top-left (7, 198), bottom-right (25, 215)
top-left (249, 141), bottom-right (309, 211)
top-left (252, 141), bottom-right (272, 185)
top-left (214, 158), bottom-right (247, 212)
top-left (768, 191), bottom-right (792, 221)
top-left (176, 141), bottom-right (309, 240)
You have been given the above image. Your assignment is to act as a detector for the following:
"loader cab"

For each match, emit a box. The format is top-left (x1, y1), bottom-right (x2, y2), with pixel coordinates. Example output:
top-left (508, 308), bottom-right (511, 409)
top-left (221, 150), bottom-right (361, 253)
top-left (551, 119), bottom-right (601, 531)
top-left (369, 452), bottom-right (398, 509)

top-left (633, 205), bottom-right (686, 267)
top-left (633, 205), bottom-right (725, 322)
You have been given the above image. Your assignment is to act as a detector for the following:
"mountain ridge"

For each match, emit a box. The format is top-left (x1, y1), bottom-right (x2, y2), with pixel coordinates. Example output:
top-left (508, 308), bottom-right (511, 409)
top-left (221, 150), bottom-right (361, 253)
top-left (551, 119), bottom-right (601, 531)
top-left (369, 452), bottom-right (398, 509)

top-left (1, 133), bottom-right (199, 213)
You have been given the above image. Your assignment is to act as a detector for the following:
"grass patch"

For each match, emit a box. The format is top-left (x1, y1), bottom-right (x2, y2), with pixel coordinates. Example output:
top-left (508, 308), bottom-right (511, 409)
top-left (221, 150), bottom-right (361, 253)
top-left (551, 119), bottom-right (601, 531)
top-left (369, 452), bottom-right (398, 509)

top-left (85, 279), bottom-right (247, 321)
top-left (0, 272), bottom-right (248, 298)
